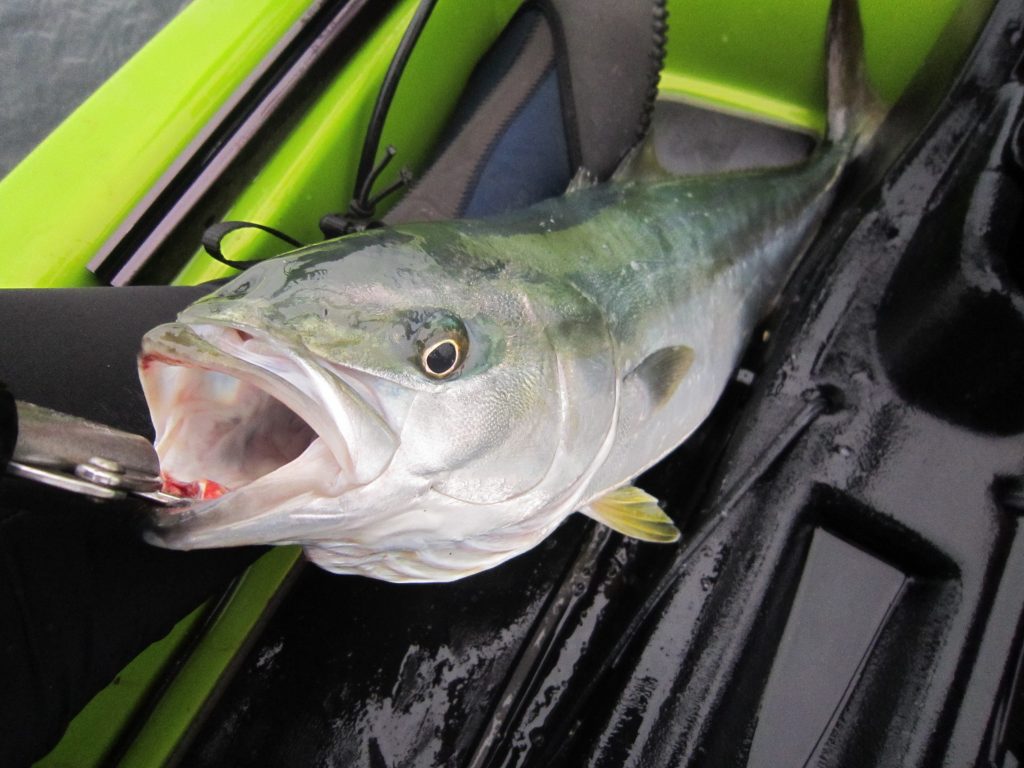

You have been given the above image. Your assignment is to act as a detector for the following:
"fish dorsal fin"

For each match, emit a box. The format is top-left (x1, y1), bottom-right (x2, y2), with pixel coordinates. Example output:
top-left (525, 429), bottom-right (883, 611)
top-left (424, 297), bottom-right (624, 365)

top-left (610, 142), bottom-right (644, 182)
top-left (565, 166), bottom-right (599, 194)
top-left (582, 485), bottom-right (681, 543)
top-left (610, 137), bottom-right (672, 183)
top-left (626, 345), bottom-right (695, 408)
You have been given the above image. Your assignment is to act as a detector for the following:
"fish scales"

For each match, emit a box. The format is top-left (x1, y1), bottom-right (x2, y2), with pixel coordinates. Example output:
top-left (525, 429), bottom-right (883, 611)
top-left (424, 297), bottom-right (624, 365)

top-left (384, 146), bottom-right (845, 499)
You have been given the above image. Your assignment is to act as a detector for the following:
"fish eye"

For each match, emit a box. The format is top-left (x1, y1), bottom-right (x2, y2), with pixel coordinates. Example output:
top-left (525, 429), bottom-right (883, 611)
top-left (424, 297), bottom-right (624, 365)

top-left (410, 311), bottom-right (470, 380)
top-left (421, 338), bottom-right (463, 379)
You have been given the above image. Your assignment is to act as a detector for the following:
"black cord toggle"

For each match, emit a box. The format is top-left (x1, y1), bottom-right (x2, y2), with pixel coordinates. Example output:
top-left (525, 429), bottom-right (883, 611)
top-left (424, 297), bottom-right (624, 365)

top-left (319, 146), bottom-right (413, 238)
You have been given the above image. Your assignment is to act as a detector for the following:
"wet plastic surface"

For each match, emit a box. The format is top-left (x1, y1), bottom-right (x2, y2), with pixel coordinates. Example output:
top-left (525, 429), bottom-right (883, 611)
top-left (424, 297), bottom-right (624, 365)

top-left (171, 0), bottom-right (1024, 765)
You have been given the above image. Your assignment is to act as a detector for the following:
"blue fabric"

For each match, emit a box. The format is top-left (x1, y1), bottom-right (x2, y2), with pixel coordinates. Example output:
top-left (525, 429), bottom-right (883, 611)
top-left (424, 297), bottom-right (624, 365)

top-left (441, 9), bottom-right (543, 142)
top-left (463, 68), bottom-right (572, 218)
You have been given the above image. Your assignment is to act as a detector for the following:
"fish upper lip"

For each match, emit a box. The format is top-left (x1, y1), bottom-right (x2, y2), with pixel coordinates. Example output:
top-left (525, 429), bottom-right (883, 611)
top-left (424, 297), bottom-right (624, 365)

top-left (140, 321), bottom-right (399, 515)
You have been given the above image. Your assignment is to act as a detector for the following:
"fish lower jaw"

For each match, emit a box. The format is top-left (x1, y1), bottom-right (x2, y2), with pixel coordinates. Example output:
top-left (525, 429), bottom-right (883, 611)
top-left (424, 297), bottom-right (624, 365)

top-left (145, 434), bottom-right (353, 548)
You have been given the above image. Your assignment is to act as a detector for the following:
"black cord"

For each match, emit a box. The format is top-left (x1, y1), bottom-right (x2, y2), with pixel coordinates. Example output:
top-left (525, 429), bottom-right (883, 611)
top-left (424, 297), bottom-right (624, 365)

top-left (320, 0), bottom-right (439, 237)
top-left (356, 0), bottom-right (439, 190)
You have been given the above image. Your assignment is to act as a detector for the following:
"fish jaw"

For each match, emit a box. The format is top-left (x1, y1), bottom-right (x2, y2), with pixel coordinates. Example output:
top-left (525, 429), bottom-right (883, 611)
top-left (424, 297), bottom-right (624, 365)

top-left (138, 321), bottom-right (403, 548)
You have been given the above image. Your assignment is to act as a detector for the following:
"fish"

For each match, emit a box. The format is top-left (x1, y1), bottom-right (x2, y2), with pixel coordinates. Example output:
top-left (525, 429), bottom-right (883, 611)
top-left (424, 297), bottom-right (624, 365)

top-left (139, 0), bottom-right (879, 582)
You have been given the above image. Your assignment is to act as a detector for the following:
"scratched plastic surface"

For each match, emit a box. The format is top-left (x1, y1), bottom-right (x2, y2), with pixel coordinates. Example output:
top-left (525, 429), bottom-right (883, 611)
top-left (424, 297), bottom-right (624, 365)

top-left (179, 0), bottom-right (1024, 765)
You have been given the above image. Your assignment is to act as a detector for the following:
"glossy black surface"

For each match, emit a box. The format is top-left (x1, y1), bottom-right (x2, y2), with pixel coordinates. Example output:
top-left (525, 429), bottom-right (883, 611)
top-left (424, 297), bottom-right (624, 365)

top-left (179, 1), bottom-right (1024, 765)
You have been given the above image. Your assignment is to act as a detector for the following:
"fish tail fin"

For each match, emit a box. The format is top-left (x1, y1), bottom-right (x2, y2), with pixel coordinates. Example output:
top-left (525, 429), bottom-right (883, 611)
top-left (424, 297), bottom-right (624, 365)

top-left (826, 0), bottom-right (884, 153)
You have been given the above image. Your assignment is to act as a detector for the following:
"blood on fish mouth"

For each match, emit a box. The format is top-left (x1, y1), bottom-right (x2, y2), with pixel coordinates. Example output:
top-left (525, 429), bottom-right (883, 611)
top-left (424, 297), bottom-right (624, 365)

top-left (161, 474), bottom-right (230, 501)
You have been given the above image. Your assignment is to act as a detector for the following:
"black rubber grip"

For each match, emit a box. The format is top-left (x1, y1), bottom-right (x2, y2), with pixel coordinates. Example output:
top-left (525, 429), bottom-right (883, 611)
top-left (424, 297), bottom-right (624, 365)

top-left (0, 381), bottom-right (16, 474)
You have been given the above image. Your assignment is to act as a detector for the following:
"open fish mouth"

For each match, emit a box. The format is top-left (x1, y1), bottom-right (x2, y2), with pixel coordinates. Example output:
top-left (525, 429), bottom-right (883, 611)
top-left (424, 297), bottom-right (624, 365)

top-left (139, 322), bottom-right (398, 548)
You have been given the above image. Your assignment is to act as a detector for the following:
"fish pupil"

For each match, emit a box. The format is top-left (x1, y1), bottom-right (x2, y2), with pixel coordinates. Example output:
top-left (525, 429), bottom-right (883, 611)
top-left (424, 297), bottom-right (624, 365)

top-left (426, 341), bottom-right (458, 376)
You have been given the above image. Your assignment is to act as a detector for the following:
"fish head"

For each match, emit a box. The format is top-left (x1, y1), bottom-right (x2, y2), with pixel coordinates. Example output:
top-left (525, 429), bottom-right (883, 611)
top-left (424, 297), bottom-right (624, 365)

top-left (139, 227), bottom-right (617, 581)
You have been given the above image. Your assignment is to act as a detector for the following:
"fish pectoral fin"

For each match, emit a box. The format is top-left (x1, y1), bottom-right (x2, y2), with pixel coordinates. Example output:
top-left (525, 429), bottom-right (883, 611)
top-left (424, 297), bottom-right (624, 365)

top-left (582, 485), bottom-right (681, 543)
top-left (626, 345), bottom-right (696, 408)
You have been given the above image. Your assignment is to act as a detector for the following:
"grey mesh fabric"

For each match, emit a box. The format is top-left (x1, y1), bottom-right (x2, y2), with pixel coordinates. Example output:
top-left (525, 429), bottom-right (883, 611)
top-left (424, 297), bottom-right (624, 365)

top-left (0, 0), bottom-right (190, 180)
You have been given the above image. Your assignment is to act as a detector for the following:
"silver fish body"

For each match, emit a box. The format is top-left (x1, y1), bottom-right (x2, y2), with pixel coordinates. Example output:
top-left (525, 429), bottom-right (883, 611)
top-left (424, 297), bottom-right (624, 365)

top-left (140, 0), bottom-right (874, 581)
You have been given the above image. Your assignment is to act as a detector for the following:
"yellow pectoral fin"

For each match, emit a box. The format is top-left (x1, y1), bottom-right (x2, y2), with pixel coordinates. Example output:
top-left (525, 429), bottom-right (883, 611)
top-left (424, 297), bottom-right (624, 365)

top-left (582, 485), bottom-right (681, 543)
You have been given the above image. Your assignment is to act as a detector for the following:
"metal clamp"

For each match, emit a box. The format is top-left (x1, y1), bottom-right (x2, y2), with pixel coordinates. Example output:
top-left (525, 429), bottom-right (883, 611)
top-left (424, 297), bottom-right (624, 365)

top-left (5, 401), bottom-right (185, 506)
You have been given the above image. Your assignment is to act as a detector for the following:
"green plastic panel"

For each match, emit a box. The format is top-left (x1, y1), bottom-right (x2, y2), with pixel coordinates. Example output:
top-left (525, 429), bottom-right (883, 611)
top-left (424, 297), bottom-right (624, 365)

top-left (175, 0), bottom-right (983, 285)
top-left (0, 0), bottom-right (314, 288)
top-left (32, 607), bottom-right (205, 768)
top-left (115, 548), bottom-right (300, 768)
top-left (32, 550), bottom-right (299, 768)
top-left (173, 0), bottom-right (523, 284)
top-left (661, 0), bottom-right (971, 132)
